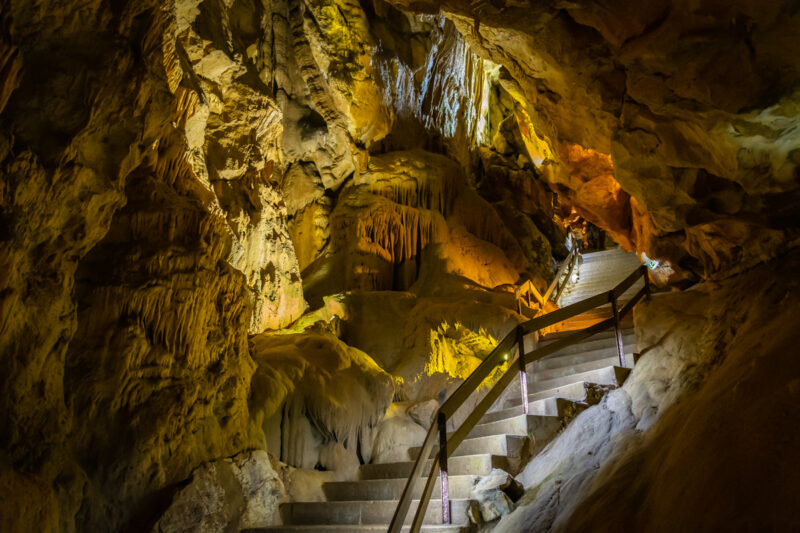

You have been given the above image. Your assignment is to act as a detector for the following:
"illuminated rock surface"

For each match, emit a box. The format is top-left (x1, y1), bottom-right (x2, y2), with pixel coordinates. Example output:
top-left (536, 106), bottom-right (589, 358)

top-left (389, 0), bottom-right (800, 279)
top-left (0, 0), bottom-right (798, 531)
top-left (494, 251), bottom-right (800, 532)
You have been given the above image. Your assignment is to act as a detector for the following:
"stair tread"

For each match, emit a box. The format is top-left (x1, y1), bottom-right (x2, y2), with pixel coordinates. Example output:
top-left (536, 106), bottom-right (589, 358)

top-left (253, 523), bottom-right (466, 533)
top-left (280, 250), bottom-right (641, 530)
top-left (530, 355), bottom-right (632, 381)
top-left (527, 365), bottom-right (630, 393)
top-left (280, 499), bottom-right (472, 526)
top-left (359, 453), bottom-right (508, 479)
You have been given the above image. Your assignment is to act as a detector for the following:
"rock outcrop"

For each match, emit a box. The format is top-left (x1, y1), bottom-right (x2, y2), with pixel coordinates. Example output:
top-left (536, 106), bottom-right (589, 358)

top-left (152, 450), bottom-right (285, 533)
top-left (1, 0), bottom-right (798, 531)
top-left (388, 0), bottom-right (800, 279)
top-left (249, 330), bottom-right (394, 469)
top-left (493, 250), bottom-right (800, 532)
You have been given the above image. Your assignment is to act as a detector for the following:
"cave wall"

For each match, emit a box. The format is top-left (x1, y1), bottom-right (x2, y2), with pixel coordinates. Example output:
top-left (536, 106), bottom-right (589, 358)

top-left (0, 0), bottom-right (557, 531)
top-left (1, 0), bottom-right (798, 531)
top-left (0, 0), bottom-right (303, 530)
top-left (388, 0), bottom-right (800, 279)
top-left (492, 250), bottom-right (800, 532)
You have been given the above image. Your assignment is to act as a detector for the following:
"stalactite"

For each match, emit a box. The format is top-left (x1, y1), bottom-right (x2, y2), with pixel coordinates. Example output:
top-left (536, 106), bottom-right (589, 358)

top-left (251, 331), bottom-right (394, 468)
top-left (333, 193), bottom-right (449, 265)
top-left (288, 0), bottom-right (342, 126)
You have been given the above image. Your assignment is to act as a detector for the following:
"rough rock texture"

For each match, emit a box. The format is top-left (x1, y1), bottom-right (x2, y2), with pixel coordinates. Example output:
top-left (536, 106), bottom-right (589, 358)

top-left (469, 469), bottom-right (518, 523)
top-left (3, 0), bottom-right (799, 531)
top-left (340, 282), bottom-right (519, 402)
top-left (249, 330), bottom-right (394, 469)
top-left (303, 149), bottom-right (537, 301)
top-left (152, 450), bottom-right (285, 533)
top-left (493, 251), bottom-right (800, 532)
top-left (370, 402), bottom-right (429, 464)
top-left (389, 0), bottom-right (800, 279)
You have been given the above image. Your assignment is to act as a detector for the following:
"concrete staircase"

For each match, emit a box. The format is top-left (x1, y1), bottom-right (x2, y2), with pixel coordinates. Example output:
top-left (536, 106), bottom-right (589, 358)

top-left (560, 248), bottom-right (643, 307)
top-left (251, 250), bottom-right (641, 532)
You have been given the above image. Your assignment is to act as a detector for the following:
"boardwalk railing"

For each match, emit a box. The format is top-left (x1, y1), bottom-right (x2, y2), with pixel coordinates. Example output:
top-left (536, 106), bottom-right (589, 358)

top-left (388, 264), bottom-right (651, 532)
top-left (516, 245), bottom-right (580, 316)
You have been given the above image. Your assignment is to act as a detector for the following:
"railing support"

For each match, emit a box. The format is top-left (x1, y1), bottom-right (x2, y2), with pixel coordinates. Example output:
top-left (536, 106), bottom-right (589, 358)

top-left (392, 263), bottom-right (647, 530)
top-left (609, 291), bottom-right (625, 367)
top-left (438, 412), bottom-right (450, 524)
top-left (642, 264), bottom-right (651, 300)
top-left (517, 329), bottom-right (528, 415)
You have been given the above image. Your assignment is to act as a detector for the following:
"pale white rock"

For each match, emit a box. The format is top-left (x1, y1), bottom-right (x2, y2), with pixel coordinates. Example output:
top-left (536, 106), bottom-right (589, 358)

top-left (318, 441), bottom-right (360, 480)
top-left (470, 468), bottom-right (517, 523)
top-left (493, 390), bottom-right (637, 533)
top-left (277, 464), bottom-right (337, 503)
top-left (407, 398), bottom-right (440, 429)
top-left (371, 403), bottom-right (428, 464)
top-left (152, 450), bottom-right (285, 533)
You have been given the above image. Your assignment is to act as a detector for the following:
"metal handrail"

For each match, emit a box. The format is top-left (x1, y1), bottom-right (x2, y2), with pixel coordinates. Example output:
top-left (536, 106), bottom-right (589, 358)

top-left (388, 264), bottom-right (651, 532)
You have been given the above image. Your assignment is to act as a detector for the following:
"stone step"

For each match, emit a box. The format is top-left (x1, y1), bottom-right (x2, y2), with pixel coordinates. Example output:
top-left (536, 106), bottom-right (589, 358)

top-left (323, 474), bottom-right (479, 501)
top-left (499, 380), bottom-right (588, 407)
top-left (535, 341), bottom-right (636, 371)
top-left (577, 265), bottom-right (641, 275)
top-left (538, 332), bottom-right (636, 359)
top-left (527, 365), bottom-right (630, 394)
top-left (472, 412), bottom-right (556, 436)
top-left (409, 434), bottom-right (528, 460)
top-left (562, 285), bottom-right (642, 298)
top-left (574, 272), bottom-right (641, 283)
top-left (530, 355), bottom-right (633, 382)
top-left (579, 249), bottom-right (636, 262)
top-left (562, 281), bottom-right (643, 295)
top-left (526, 381), bottom-right (589, 403)
top-left (573, 271), bottom-right (642, 283)
top-left (542, 326), bottom-right (633, 342)
top-left (561, 283), bottom-right (642, 298)
top-left (359, 454), bottom-right (509, 480)
top-left (498, 395), bottom-right (586, 415)
top-left (250, 525), bottom-right (464, 533)
top-left (279, 499), bottom-right (471, 526)
top-left (472, 412), bottom-right (562, 438)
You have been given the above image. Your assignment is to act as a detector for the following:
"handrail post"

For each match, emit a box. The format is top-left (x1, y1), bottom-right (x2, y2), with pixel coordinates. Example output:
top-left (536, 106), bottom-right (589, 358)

top-left (517, 328), bottom-right (529, 415)
top-left (438, 412), bottom-right (450, 525)
top-left (609, 291), bottom-right (626, 368)
top-left (642, 264), bottom-right (651, 300)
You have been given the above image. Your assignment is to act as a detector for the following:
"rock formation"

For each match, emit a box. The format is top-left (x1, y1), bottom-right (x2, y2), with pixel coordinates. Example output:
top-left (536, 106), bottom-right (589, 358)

top-left (493, 248), bottom-right (800, 532)
top-left (388, 0), bottom-right (800, 279)
top-left (0, 0), bottom-right (798, 531)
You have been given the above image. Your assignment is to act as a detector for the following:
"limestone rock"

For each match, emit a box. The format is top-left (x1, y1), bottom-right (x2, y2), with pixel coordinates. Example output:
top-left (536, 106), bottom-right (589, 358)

top-left (152, 450), bottom-right (285, 533)
top-left (469, 468), bottom-right (520, 523)
top-left (406, 398), bottom-right (439, 429)
top-left (371, 403), bottom-right (428, 464)
top-left (3, 1), bottom-right (800, 532)
top-left (249, 330), bottom-right (394, 468)
top-left (390, 0), bottom-right (800, 278)
top-left (340, 287), bottom-right (520, 403)
top-left (303, 149), bottom-right (533, 302)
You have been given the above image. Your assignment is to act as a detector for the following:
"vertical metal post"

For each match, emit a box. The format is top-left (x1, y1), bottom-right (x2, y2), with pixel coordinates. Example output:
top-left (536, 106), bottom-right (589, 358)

top-left (437, 412), bottom-right (450, 524)
top-left (642, 264), bottom-right (651, 300)
top-left (609, 291), bottom-right (625, 368)
top-left (517, 328), bottom-right (528, 415)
